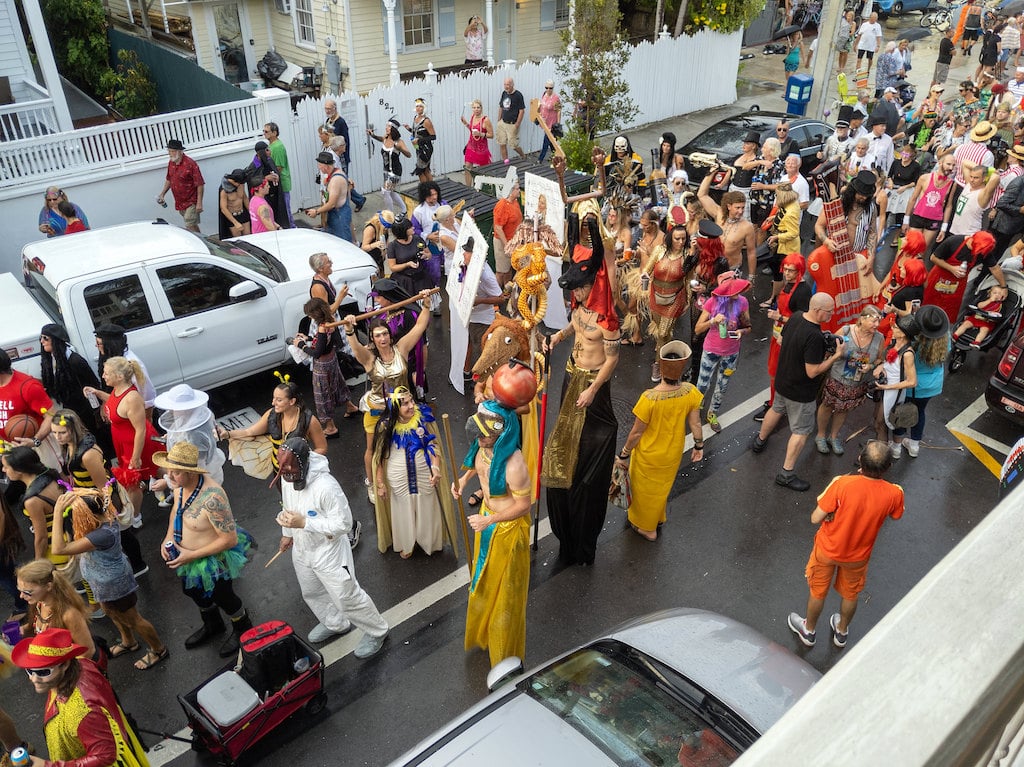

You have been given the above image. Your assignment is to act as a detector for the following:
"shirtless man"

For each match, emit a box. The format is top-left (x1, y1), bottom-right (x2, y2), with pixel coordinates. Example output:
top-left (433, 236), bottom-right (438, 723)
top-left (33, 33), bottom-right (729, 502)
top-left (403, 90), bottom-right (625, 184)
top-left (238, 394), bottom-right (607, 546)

top-left (218, 169), bottom-right (250, 238)
top-left (698, 172), bottom-right (758, 278)
top-left (453, 402), bottom-right (531, 667)
top-left (157, 442), bottom-right (252, 658)
top-left (540, 214), bottom-right (620, 566)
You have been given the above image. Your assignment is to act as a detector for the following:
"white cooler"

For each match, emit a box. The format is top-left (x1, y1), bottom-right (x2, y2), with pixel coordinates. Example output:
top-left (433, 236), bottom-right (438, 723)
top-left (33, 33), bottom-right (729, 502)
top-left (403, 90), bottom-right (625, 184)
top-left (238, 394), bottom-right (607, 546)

top-left (196, 671), bottom-right (260, 728)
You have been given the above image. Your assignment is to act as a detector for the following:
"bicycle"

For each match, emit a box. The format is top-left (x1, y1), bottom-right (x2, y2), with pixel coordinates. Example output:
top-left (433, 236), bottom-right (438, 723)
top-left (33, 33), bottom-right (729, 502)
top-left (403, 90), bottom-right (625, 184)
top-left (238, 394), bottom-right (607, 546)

top-left (920, 1), bottom-right (963, 30)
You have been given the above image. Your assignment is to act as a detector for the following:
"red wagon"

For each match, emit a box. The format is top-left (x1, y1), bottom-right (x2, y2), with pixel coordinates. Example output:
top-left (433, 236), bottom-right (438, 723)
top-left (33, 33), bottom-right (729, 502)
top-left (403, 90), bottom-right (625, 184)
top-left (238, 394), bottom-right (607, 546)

top-left (177, 621), bottom-right (327, 766)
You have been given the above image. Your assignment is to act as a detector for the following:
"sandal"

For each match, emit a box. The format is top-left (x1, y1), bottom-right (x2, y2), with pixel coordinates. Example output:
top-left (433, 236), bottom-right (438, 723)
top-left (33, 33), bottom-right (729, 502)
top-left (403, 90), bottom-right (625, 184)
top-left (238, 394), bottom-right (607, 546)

top-left (134, 647), bottom-right (169, 671)
top-left (108, 641), bottom-right (140, 658)
top-left (467, 491), bottom-right (484, 508)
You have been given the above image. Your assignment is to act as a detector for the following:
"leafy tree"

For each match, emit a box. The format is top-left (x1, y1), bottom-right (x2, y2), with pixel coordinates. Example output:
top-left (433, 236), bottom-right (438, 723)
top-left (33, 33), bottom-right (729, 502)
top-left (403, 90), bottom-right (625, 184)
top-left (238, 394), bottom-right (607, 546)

top-left (557, 0), bottom-right (637, 170)
top-left (40, 0), bottom-right (112, 93)
top-left (676, 0), bottom-right (765, 36)
top-left (100, 50), bottom-right (158, 118)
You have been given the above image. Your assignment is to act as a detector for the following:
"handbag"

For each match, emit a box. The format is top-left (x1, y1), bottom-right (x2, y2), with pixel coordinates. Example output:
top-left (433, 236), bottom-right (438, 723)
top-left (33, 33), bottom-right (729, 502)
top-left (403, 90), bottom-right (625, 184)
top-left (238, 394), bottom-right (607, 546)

top-left (608, 462), bottom-right (631, 510)
top-left (112, 481), bottom-right (136, 531)
top-left (887, 346), bottom-right (919, 429)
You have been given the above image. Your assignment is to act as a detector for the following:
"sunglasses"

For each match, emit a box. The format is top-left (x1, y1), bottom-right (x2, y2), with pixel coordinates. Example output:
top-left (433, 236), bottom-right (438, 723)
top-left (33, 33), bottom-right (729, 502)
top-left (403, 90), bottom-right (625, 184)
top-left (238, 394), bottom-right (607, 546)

top-left (776, 128), bottom-right (788, 133)
top-left (46, 197), bottom-right (59, 201)
top-left (544, 87), bottom-right (553, 90)
top-left (25, 666), bottom-right (57, 678)
top-left (39, 336), bottom-right (50, 342)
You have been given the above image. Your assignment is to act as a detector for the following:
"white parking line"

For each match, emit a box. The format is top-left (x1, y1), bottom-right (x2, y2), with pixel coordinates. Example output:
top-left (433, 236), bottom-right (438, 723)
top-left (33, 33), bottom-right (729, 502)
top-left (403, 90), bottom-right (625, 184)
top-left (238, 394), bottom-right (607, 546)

top-left (147, 386), bottom-right (770, 765)
top-left (147, 516), bottom-right (553, 766)
top-left (946, 394), bottom-right (1013, 455)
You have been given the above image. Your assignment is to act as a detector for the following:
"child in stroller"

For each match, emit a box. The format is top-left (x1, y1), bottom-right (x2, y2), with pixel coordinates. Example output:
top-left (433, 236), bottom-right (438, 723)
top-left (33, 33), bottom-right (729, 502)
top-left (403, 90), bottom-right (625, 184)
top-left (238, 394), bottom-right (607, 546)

top-left (948, 272), bottom-right (1024, 372)
top-left (953, 284), bottom-right (1009, 348)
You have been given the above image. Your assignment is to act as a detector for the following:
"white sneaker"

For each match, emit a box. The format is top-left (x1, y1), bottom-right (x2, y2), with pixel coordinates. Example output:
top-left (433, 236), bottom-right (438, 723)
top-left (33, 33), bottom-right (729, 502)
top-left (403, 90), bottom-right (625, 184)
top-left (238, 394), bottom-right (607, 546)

top-left (903, 438), bottom-right (920, 458)
top-left (131, 514), bottom-right (143, 529)
top-left (889, 441), bottom-right (903, 459)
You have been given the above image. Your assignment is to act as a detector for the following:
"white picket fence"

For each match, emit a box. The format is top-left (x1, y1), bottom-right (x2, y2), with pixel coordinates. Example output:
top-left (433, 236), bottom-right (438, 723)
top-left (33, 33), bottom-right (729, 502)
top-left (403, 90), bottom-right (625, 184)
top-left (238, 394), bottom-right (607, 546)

top-left (287, 29), bottom-right (742, 208)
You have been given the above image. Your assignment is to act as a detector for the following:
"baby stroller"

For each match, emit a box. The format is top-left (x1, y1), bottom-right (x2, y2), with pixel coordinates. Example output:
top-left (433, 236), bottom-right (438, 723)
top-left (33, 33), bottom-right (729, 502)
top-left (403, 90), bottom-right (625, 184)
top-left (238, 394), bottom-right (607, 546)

top-left (948, 270), bottom-right (1024, 373)
top-left (893, 79), bottom-right (917, 107)
top-left (178, 621), bottom-right (327, 766)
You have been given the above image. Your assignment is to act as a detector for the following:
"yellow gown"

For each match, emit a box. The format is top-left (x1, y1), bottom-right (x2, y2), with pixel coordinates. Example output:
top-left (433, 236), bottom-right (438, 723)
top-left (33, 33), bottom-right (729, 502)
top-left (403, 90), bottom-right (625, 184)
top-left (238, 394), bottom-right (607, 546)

top-left (627, 385), bottom-right (703, 532)
top-left (464, 501), bottom-right (531, 668)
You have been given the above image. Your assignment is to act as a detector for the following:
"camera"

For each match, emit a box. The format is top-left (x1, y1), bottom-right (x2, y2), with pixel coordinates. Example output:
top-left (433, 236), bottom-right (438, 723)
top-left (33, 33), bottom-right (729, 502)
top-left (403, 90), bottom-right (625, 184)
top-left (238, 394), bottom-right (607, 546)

top-left (822, 331), bottom-right (839, 357)
top-left (867, 371), bottom-right (886, 401)
top-left (989, 137), bottom-right (1009, 165)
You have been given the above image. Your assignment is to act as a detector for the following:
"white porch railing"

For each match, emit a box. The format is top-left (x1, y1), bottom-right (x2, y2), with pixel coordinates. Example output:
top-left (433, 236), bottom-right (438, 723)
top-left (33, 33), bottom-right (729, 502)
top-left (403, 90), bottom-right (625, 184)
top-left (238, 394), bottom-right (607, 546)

top-left (0, 96), bottom-right (261, 185)
top-left (0, 77), bottom-right (60, 143)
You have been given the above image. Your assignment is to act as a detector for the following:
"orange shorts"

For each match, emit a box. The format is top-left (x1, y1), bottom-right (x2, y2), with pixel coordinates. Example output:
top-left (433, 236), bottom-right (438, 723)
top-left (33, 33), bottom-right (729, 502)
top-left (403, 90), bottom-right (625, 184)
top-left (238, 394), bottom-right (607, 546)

top-left (805, 545), bottom-right (870, 601)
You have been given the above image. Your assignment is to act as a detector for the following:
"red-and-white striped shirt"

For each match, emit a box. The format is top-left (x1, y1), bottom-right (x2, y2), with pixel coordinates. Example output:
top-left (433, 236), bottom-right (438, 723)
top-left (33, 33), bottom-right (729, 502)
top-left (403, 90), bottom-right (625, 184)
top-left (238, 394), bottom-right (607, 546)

top-left (994, 164), bottom-right (1024, 206)
top-left (953, 140), bottom-right (995, 187)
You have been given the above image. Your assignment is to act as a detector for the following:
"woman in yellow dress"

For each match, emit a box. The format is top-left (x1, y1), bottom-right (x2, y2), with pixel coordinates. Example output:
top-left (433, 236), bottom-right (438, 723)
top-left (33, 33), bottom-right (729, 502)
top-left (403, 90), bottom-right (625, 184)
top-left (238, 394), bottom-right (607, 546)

top-left (615, 341), bottom-right (704, 541)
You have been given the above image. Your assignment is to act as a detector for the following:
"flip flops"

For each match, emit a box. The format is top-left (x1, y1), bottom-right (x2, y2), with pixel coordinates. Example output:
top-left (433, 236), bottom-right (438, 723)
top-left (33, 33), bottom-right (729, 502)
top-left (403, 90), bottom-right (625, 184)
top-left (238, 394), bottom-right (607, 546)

top-left (467, 491), bottom-right (484, 507)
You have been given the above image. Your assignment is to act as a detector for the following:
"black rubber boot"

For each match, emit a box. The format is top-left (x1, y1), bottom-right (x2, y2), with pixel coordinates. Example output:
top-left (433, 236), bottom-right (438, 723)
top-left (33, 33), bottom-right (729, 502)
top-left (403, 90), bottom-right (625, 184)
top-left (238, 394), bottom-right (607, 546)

top-left (185, 607), bottom-right (226, 649)
top-left (218, 609), bottom-right (253, 658)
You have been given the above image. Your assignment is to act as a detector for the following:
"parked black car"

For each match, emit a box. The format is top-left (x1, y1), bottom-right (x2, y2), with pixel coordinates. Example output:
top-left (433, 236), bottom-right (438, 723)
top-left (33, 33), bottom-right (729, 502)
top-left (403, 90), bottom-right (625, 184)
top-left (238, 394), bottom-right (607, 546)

top-left (678, 110), bottom-right (835, 186)
top-left (986, 331), bottom-right (1024, 425)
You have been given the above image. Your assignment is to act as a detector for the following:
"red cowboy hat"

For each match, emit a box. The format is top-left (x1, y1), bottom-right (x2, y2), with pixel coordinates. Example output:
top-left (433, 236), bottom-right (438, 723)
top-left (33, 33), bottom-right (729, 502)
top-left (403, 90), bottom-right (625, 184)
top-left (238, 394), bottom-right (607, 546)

top-left (12, 628), bottom-right (87, 669)
top-left (712, 272), bottom-right (751, 297)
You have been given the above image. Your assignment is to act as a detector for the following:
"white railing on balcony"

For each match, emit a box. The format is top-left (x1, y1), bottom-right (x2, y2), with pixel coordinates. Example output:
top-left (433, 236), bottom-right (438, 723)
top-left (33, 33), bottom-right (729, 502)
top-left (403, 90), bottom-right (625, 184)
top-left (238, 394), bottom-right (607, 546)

top-left (0, 96), bottom-right (261, 185)
top-left (0, 98), bottom-right (60, 142)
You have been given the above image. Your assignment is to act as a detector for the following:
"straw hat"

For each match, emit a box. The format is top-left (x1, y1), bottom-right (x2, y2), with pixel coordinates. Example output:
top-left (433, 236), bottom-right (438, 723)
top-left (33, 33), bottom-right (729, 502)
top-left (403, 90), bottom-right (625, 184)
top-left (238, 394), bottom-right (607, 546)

top-left (152, 442), bottom-right (208, 474)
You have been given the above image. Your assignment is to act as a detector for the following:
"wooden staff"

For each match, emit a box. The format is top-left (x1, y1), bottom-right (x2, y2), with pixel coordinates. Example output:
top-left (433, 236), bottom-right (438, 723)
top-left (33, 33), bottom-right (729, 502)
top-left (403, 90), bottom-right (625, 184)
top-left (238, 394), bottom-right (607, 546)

top-left (441, 413), bottom-right (474, 579)
top-left (323, 288), bottom-right (441, 329)
top-left (528, 98), bottom-right (565, 159)
top-left (264, 549), bottom-right (286, 568)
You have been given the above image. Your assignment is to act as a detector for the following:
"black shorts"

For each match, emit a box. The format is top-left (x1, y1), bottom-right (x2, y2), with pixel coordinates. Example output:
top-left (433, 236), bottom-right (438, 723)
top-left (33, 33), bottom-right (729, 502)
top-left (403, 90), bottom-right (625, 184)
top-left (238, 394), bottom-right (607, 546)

top-left (857, 49), bottom-right (875, 61)
top-left (101, 591), bottom-right (138, 614)
top-left (963, 28), bottom-right (980, 42)
top-left (908, 214), bottom-right (942, 231)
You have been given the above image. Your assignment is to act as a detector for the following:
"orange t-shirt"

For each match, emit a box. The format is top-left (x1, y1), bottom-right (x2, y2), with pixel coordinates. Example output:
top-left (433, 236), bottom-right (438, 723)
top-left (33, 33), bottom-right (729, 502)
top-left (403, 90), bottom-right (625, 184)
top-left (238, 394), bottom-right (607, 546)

top-left (814, 474), bottom-right (904, 562)
top-left (493, 197), bottom-right (523, 241)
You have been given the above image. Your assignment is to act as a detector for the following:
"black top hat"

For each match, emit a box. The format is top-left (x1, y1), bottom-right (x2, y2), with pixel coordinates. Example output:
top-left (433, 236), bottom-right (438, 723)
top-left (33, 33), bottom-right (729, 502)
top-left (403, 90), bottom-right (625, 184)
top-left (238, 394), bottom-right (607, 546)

top-left (836, 105), bottom-right (855, 127)
top-left (850, 170), bottom-right (876, 196)
top-left (743, 131), bottom-right (761, 144)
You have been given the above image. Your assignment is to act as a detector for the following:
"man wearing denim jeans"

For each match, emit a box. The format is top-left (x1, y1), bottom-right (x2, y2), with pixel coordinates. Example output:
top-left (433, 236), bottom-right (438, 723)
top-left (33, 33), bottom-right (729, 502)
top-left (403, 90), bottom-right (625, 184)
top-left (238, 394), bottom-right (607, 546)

top-left (694, 273), bottom-right (751, 434)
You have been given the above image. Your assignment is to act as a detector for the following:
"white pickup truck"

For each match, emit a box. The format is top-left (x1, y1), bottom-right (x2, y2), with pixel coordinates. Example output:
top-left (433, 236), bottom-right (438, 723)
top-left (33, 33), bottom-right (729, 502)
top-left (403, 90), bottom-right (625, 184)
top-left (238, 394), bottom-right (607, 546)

top-left (7, 220), bottom-right (377, 391)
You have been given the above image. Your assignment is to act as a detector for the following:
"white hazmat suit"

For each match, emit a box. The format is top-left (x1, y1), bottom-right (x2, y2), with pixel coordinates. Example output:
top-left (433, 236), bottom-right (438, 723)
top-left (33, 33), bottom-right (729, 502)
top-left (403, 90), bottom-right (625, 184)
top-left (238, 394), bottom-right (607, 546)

top-left (280, 452), bottom-right (388, 639)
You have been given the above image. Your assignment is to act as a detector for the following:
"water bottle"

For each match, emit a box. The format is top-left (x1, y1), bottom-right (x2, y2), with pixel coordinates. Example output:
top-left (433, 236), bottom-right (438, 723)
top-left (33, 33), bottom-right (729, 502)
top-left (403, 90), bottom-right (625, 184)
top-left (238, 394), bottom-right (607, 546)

top-left (10, 747), bottom-right (30, 767)
top-left (157, 197), bottom-right (167, 208)
top-left (85, 390), bottom-right (99, 408)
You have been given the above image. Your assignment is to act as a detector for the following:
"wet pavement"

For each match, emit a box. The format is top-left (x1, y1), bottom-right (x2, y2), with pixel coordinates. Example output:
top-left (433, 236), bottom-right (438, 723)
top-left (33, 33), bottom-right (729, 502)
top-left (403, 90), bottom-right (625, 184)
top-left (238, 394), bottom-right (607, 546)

top-left (5, 14), bottom-right (1022, 767)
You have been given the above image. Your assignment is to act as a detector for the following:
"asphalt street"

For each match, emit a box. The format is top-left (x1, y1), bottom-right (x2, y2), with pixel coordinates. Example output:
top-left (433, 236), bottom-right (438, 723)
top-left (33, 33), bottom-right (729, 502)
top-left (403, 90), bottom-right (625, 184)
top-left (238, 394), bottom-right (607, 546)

top-left (4, 14), bottom-right (1023, 767)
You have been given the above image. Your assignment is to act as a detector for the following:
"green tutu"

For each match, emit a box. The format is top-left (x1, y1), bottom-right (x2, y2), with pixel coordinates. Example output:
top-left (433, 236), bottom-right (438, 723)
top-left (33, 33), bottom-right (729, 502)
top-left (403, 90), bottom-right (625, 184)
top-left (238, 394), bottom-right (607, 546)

top-left (176, 527), bottom-right (254, 596)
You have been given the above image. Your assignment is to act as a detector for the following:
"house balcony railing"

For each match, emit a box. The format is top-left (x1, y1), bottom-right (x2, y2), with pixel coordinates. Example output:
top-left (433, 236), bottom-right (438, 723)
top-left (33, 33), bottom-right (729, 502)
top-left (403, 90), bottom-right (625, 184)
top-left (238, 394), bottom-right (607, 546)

top-left (0, 95), bottom-right (263, 186)
top-left (0, 78), bottom-right (60, 143)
